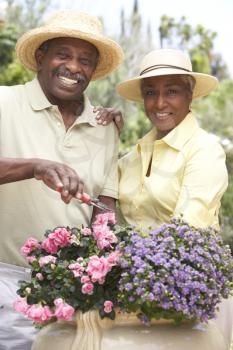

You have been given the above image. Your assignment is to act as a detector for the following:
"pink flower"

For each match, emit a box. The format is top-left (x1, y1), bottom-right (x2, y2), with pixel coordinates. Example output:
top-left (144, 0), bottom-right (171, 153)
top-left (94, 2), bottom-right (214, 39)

top-left (81, 282), bottom-right (94, 295)
top-left (93, 213), bottom-right (116, 226)
top-left (104, 300), bottom-right (113, 313)
top-left (39, 255), bottom-right (57, 267)
top-left (49, 227), bottom-right (71, 247)
top-left (36, 273), bottom-right (44, 281)
top-left (26, 256), bottom-right (37, 264)
top-left (92, 214), bottom-right (108, 227)
top-left (96, 239), bottom-right (110, 250)
top-left (107, 251), bottom-right (120, 266)
top-left (20, 237), bottom-right (40, 257)
top-left (41, 228), bottom-right (71, 253)
top-left (54, 298), bottom-right (75, 321)
top-left (68, 262), bottom-right (84, 277)
top-left (81, 275), bottom-right (90, 284)
top-left (93, 225), bottom-right (117, 250)
top-left (13, 298), bottom-right (29, 315)
top-left (41, 238), bottom-right (58, 254)
top-left (26, 304), bottom-right (53, 323)
top-left (81, 227), bottom-right (92, 236)
top-left (105, 212), bottom-right (116, 224)
top-left (92, 213), bottom-right (117, 251)
top-left (87, 255), bottom-right (111, 284)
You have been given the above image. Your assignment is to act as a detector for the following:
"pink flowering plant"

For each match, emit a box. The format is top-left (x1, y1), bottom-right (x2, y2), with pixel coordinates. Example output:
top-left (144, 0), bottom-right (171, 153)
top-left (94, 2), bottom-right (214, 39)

top-left (14, 214), bottom-right (233, 327)
top-left (14, 213), bottom-right (127, 326)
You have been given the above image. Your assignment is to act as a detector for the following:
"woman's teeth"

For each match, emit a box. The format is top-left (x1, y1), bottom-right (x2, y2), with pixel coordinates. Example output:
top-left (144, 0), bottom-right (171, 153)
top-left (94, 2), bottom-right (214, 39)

top-left (156, 113), bottom-right (170, 120)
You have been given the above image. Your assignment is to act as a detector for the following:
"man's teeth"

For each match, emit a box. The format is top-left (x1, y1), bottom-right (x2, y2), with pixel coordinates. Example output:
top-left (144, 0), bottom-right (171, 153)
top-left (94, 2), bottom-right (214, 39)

top-left (59, 76), bottom-right (77, 85)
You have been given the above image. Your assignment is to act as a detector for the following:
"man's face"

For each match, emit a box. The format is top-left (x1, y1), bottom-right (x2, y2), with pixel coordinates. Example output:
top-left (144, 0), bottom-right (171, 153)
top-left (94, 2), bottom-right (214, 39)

top-left (141, 75), bottom-right (192, 139)
top-left (35, 37), bottom-right (99, 104)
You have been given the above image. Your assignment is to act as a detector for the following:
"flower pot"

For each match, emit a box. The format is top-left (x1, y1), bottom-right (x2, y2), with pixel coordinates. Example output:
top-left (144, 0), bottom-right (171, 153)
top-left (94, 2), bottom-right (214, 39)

top-left (32, 310), bottom-right (228, 350)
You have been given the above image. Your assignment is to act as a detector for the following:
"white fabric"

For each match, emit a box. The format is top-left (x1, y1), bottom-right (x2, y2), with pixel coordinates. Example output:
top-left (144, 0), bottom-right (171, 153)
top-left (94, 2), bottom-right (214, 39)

top-left (32, 308), bottom-right (232, 350)
top-left (0, 262), bottom-right (37, 350)
top-left (0, 78), bottom-right (119, 267)
top-left (215, 297), bottom-right (233, 348)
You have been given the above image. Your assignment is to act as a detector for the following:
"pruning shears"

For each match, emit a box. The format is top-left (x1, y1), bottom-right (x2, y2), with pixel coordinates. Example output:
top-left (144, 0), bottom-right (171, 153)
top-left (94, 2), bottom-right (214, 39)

top-left (55, 185), bottom-right (113, 212)
top-left (79, 193), bottom-right (113, 212)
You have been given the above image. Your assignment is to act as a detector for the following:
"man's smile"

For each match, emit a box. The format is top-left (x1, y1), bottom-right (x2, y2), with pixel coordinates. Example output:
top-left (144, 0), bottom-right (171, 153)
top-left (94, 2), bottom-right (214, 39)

top-left (58, 76), bottom-right (78, 86)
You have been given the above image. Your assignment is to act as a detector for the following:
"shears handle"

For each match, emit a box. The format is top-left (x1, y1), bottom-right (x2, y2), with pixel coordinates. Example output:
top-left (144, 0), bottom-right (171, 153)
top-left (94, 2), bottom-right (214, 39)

top-left (56, 186), bottom-right (92, 203)
top-left (56, 187), bottom-right (112, 212)
top-left (56, 187), bottom-right (98, 206)
top-left (80, 193), bottom-right (92, 204)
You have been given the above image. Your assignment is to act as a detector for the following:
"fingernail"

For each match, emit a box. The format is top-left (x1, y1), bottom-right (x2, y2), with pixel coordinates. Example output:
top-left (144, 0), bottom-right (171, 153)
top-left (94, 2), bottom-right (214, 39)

top-left (103, 120), bottom-right (107, 125)
top-left (56, 184), bottom-right (63, 192)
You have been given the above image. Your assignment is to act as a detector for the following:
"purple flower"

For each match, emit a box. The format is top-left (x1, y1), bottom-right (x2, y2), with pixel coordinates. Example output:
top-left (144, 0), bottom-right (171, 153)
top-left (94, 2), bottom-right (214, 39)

top-left (117, 218), bottom-right (233, 324)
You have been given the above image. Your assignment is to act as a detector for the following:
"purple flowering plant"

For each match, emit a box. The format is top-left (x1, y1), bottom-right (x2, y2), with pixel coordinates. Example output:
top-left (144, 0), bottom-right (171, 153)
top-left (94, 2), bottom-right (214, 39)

top-left (117, 217), bottom-right (233, 324)
top-left (14, 214), bottom-right (233, 327)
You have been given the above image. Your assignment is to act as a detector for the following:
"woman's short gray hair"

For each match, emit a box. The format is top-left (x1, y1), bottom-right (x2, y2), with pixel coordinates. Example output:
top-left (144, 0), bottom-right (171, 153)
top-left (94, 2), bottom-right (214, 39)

top-left (180, 75), bottom-right (196, 94)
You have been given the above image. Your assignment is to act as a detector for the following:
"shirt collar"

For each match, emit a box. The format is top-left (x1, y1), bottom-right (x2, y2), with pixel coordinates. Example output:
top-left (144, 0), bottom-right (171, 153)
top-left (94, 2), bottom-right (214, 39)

top-left (74, 94), bottom-right (97, 127)
top-left (25, 77), bottom-right (97, 127)
top-left (136, 128), bottom-right (156, 154)
top-left (137, 112), bottom-right (199, 152)
top-left (162, 112), bottom-right (199, 150)
top-left (25, 77), bottom-right (52, 110)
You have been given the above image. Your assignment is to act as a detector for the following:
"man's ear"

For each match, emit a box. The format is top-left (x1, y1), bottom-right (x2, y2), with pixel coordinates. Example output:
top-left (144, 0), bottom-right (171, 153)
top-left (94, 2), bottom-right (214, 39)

top-left (35, 48), bottom-right (44, 71)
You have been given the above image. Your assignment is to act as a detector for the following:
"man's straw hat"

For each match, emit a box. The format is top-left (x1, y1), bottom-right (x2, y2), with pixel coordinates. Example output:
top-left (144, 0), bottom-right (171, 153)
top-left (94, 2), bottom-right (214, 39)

top-left (117, 49), bottom-right (218, 101)
top-left (16, 10), bottom-right (124, 80)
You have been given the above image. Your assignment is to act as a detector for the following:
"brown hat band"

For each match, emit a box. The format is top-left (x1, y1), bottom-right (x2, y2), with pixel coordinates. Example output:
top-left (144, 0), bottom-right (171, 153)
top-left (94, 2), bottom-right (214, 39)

top-left (140, 64), bottom-right (191, 76)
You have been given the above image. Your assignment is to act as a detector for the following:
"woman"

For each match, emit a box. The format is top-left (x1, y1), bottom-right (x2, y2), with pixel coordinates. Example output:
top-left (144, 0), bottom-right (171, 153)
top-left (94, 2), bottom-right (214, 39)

top-left (116, 49), bottom-right (232, 349)
top-left (117, 48), bottom-right (227, 230)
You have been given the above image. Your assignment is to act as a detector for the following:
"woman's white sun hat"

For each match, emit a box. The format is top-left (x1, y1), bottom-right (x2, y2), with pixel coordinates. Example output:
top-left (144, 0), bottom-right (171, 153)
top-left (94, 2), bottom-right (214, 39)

top-left (16, 10), bottom-right (124, 80)
top-left (116, 49), bottom-right (218, 101)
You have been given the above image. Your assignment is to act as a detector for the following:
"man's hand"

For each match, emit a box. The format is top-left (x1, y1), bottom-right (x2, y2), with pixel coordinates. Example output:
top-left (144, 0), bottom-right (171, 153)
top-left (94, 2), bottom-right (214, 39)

top-left (34, 159), bottom-right (84, 204)
top-left (94, 106), bottom-right (124, 133)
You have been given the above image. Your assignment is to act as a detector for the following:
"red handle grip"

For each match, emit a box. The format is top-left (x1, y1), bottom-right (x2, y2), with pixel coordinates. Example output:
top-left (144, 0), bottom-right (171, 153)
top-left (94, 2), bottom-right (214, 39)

top-left (56, 187), bottom-right (91, 204)
top-left (80, 193), bottom-right (92, 203)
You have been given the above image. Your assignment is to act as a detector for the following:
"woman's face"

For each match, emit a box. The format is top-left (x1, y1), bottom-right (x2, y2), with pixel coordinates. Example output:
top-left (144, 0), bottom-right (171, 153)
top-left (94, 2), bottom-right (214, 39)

top-left (141, 75), bottom-right (193, 139)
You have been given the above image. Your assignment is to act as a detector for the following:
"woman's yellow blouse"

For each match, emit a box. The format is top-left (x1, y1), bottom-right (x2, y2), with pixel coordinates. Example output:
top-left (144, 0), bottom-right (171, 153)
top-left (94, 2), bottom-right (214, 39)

top-left (118, 113), bottom-right (228, 230)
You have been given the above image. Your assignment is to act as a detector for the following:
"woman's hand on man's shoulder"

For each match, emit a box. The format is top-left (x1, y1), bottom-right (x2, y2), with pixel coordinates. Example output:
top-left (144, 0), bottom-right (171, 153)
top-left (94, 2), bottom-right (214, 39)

top-left (94, 106), bottom-right (124, 133)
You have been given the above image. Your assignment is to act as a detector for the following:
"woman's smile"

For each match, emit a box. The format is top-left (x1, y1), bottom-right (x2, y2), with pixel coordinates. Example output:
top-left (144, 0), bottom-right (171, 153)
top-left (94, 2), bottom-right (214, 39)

top-left (154, 112), bottom-right (172, 120)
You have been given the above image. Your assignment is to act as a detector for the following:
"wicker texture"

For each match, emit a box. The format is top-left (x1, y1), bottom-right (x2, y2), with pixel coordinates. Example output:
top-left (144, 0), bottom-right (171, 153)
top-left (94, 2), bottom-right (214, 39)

top-left (16, 10), bottom-right (124, 80)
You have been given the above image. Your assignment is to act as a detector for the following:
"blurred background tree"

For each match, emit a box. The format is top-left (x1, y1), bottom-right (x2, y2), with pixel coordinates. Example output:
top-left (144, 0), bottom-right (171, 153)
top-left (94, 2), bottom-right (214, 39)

top-left (0, 0), bottom-right (51, 84)
top-left (159, 14), bottom-right (229, 79)
top-left (0, 0), bottom-right (232, 249)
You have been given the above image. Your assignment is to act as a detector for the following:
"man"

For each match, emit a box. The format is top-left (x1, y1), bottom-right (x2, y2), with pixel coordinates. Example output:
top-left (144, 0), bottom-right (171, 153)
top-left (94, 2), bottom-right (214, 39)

top-left (0, 10), bottom-right (124, 349)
